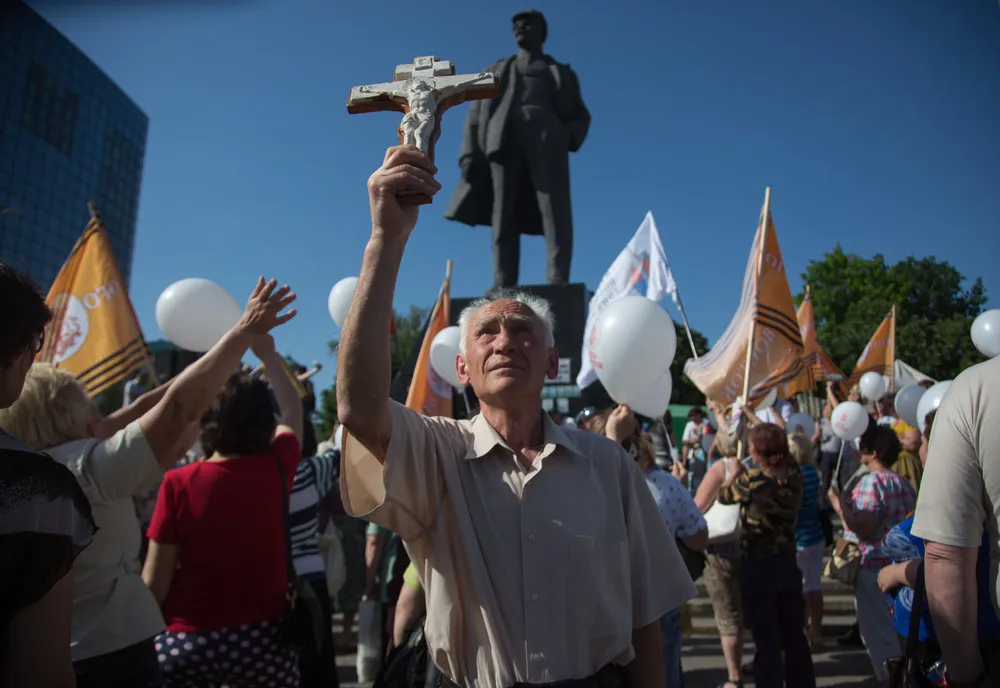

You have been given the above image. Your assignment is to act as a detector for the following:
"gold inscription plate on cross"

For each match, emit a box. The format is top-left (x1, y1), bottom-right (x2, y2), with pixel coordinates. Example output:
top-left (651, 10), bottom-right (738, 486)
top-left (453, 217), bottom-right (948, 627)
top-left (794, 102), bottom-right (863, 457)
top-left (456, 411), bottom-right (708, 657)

top-left (348, 55), bottom-right (498, 206)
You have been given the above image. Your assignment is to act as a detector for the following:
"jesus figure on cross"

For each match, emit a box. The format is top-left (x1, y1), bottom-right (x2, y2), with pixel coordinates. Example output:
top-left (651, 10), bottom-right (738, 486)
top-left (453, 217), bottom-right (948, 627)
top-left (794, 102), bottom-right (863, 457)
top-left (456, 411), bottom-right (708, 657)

top-left (348, 56), bottom-right (498, 158)
top-left (399, 79), bottom-right (444, 150)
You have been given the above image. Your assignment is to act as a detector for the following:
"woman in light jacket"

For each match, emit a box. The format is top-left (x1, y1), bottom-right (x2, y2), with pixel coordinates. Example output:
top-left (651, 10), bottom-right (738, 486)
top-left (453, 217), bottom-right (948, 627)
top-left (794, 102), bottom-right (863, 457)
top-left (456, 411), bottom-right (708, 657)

top-left (0, 277), bottom-right (296, 687)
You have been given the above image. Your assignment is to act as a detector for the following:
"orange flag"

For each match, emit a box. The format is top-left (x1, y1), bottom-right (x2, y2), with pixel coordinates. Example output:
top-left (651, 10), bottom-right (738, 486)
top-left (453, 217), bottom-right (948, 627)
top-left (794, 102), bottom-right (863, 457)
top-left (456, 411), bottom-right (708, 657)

top-left (405, 263), bottom-right (453, 417)
top-left (780, 286), bottom-right (845, 396)
top-left (840, 308), bottom-right (896, 396)
top-left (684, 189), bottom-right (808, 406)
top-left (38, 205), bottom-right (155, 396)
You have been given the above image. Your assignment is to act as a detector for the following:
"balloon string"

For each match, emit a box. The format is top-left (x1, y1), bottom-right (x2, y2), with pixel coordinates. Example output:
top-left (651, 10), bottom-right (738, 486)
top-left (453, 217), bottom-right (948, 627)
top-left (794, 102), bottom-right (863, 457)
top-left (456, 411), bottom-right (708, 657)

top-left (833, 442), bottom-right (846, 491)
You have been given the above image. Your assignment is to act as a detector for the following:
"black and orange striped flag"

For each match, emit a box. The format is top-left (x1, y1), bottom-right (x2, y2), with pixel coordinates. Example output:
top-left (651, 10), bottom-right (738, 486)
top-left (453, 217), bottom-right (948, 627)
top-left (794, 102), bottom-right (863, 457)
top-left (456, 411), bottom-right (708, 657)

top-left (37, 204), bottom-right (155, 396)
top-left (684, 189), bottom-right (808, 406)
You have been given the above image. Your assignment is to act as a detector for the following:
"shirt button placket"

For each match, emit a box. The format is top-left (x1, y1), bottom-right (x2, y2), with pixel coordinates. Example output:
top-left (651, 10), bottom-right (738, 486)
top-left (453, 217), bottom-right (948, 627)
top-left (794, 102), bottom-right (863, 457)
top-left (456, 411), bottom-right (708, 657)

top-left (522, 480), bottom-right (542, 679)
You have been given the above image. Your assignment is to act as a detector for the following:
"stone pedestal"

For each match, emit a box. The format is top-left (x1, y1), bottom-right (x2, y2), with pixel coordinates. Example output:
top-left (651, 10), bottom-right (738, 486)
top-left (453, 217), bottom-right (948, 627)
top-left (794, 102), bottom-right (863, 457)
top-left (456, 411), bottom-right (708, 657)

top-left (451, 283), bottom-right (609, 420)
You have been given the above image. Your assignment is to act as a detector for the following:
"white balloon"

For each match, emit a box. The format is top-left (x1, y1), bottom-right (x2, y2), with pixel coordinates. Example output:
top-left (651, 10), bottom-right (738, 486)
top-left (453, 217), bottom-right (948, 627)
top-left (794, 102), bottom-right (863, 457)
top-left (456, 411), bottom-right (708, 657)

top-left (757, 387), bottom-right (778, 410)
top-left (429, 326), bottom-right (463, 389)
top-left (628, 371), bottom-right (673, 419)
top-left (830, 401), bottom-right (870, 442)
top-left (589, 296), bottom-right (677, 408)
top-left (894, 384), bottom-right (926, 428)
top-left (155, 278), bottom-right (242, 353)
top-left (916, 380), bottom-right (952, 434)
top-left (786, 412), bottom-right (816, 439)
top-left (971, 310), bottom-right (1000, 358)
top-left (859, 371), bottom-right (887, 401)
top-left (327, 277), bottom-right (358, 327)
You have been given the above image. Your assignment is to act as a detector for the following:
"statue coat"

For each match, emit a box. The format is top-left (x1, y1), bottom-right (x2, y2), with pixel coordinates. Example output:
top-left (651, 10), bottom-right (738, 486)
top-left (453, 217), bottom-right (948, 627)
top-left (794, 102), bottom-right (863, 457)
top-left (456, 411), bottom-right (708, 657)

top-left (444, 54), bottom-right (590, 236)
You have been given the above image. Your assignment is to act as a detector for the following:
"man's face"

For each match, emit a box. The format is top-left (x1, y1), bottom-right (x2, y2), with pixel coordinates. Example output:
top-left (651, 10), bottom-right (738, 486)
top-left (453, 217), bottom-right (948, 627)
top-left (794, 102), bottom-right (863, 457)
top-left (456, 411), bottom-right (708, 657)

top-left (822, 402), bottom-right (833, 420)
top-left (902, 428), bottom-right (921, 453)
top-left (513, 16), bottom-right (543, 51)
top-left (457, 300), bottom-right (558, 404)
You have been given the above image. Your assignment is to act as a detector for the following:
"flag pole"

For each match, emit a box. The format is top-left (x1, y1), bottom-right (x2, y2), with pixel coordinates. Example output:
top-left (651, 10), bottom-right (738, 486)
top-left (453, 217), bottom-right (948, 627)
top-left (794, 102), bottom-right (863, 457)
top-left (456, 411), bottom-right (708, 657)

top-left (736, 187), bottom-right (772, 459)
top-left (672, 289), bottom-right (700, 359)
top-left (39, 207), bottom-right (100, 363)
top-left (889, 304), bottom-right (897, 393)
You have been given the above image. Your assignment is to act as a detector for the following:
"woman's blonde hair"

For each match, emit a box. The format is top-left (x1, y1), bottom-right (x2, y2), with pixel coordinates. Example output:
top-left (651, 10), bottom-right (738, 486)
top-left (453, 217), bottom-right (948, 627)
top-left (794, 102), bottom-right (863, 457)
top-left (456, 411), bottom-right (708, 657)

top-left (636, 432), bottom-right (655, 472)
top-left (588, 409), bottom-right (610, 437)
top-left (0, 363), bottom-right (100, 450)
top-left (787, 432), bottom-right (813, 466)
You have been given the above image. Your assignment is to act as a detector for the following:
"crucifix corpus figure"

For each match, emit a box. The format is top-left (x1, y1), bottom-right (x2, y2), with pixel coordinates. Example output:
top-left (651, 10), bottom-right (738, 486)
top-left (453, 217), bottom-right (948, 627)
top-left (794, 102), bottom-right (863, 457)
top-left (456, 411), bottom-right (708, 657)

top-left (348, 56), bottom-right (499, 205)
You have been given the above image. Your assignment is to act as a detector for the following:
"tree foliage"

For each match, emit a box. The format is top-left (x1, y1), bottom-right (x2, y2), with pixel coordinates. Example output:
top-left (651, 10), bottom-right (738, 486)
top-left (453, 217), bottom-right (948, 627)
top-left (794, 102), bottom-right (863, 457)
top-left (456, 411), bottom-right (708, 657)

top-left (672, 321), bottom-right (711, 405)
top-left (314, 305), bottom-right (428, 438)
top-left (799, 245), bottom-right (988, 381)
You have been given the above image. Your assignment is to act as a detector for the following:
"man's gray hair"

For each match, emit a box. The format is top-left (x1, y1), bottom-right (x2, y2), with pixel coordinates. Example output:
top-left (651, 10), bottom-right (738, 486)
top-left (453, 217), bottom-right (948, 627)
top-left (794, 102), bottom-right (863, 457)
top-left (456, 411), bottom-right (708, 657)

top-left (457, 287), bottom-right (555, 355)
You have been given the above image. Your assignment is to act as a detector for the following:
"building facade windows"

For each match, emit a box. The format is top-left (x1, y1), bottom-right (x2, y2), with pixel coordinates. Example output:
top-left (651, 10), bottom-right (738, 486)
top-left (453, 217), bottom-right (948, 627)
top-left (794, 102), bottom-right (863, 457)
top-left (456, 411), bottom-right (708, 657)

top-left (0, 2), bottom-right (148, 290)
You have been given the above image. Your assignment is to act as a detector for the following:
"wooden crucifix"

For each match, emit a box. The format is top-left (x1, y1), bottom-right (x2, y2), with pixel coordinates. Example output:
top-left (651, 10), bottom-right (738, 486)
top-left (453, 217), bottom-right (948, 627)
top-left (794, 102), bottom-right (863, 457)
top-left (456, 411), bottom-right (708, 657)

top-left (348, 56), bottom-right (498, 205)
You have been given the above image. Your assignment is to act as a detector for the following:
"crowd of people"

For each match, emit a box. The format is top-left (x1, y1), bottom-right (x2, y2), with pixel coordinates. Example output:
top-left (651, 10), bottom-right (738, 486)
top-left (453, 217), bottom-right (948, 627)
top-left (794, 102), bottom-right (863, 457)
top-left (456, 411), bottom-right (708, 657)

top-left (2, 144), bottom-right (998, 688)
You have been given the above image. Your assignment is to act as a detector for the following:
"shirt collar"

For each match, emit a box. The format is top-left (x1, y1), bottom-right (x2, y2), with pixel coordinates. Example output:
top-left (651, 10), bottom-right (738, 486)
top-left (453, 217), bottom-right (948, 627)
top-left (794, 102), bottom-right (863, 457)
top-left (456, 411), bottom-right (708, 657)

top-left (466, 410), bottom-right (582, 460)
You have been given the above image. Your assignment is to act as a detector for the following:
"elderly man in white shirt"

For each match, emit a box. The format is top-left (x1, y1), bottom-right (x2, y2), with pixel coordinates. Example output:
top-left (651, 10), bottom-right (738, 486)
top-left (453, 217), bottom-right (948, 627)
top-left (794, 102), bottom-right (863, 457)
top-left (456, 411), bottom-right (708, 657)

top-left (337, 145), bottom-right (695, 688)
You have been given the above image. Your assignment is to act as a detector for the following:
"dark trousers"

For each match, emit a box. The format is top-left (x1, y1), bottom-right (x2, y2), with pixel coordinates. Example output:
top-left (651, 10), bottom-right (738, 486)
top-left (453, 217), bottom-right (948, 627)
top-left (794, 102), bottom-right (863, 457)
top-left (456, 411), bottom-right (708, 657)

top-left (74, 636), bottom-right (163, 688)
top-left (299, 574), bottom-right (340, 688)
top-left (741, 554), bottom-right (816, 688)
top-left (489, 129), bottom-right (574, 287)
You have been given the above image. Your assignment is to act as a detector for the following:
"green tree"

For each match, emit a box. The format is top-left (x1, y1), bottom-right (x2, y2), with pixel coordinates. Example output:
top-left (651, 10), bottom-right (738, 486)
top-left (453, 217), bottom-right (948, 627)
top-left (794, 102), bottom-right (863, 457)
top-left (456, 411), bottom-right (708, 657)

top-left (672, 321), bottom-right (711, 405)
top-left (314, 305), bottom-right (427, 438)
top-left (799, 245), bottom-right (988, 381)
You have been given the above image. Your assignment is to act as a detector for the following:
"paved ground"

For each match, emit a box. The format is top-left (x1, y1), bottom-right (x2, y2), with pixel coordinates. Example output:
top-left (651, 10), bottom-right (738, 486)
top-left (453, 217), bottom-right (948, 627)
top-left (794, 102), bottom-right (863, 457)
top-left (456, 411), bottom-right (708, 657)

top-left (333, 629), bottom-right (880, 688)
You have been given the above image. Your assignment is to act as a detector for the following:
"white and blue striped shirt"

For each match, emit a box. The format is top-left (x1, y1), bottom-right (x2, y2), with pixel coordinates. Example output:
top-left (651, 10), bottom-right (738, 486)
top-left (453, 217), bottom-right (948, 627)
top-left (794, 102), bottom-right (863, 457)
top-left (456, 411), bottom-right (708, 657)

top-left (290, 448), bottom-right (340, 577)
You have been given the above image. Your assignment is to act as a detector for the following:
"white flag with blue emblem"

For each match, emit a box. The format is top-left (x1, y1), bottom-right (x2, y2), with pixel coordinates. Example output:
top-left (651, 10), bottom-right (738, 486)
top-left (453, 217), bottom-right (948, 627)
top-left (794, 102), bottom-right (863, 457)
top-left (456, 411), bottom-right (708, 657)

top-left (577, 211), bottom-right (677, 389)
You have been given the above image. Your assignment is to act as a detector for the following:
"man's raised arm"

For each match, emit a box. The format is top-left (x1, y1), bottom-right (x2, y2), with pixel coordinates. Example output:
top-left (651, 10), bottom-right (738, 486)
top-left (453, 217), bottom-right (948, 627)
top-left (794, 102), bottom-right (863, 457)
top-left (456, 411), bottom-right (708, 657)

top-left (337, 145), bottom-right (441, 460)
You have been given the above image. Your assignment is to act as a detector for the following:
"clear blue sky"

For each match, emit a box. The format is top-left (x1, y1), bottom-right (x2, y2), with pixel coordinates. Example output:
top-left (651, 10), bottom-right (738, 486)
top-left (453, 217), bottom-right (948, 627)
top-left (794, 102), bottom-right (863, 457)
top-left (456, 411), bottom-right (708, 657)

top-left (35, 0), bottom-right (1000, 394)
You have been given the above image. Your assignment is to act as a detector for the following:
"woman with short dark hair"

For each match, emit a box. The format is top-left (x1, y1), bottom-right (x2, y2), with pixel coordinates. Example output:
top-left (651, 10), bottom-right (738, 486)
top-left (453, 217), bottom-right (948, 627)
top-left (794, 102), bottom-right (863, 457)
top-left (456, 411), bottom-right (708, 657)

top-left (827, 420), bottom-right (916, 684)
top-left (718, 423), bottom-right (816, 687)
top-left (143, 331), bottom-right (304, 687)
top-left (0, 264), bottom-right (97, 687)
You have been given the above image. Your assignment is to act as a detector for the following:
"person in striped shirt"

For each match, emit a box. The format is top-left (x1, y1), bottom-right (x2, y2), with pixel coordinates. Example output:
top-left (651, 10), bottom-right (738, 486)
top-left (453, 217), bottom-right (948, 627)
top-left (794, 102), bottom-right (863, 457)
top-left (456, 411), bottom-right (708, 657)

top-left (291, 421), bottom-right (342, 688)
top-left (789, 432), bottom-right (826, 649)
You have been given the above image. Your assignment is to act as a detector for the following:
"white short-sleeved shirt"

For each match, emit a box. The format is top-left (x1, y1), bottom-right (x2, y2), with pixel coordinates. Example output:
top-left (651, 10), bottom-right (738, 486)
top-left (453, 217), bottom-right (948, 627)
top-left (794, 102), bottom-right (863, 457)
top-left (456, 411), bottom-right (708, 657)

top-left (912, 357), bottom-right (1000, 615)
top-left (645, 469), bottom-right (707, 538)
top-left (682, 420), bottom-right (700, 443)
top-left (47, 420), bottom-right (165, 660)
top-left (340, 402), bottom-right (696, 688)
top-left (755, 399), bottom-right (794, 425)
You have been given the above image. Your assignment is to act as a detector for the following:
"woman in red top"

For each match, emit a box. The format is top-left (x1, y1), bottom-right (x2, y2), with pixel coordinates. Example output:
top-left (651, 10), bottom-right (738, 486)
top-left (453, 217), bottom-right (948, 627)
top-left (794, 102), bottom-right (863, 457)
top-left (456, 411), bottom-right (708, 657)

top-left (143, 333), bottom-right (303, 688)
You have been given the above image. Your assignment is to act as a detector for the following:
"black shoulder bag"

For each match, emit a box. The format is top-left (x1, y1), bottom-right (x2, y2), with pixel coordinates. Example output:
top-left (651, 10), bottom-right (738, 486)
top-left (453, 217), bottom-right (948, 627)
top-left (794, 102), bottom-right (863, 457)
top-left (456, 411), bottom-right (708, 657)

top-left (888, 563), bottom-right (932, 688)
top-left (274, 455), bottom-right (325, 653)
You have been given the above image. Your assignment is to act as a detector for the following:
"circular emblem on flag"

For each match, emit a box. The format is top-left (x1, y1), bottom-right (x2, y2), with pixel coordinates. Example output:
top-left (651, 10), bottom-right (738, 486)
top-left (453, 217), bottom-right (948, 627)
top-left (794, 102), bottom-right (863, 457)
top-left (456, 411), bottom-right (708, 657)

top-left (50, 294), bottom-right (90, 364)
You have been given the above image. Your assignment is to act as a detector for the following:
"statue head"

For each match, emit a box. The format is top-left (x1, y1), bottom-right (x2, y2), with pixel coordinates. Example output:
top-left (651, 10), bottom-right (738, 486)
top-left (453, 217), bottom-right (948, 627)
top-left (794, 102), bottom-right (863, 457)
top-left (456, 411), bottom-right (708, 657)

top-left (512, 10), bottom-right (546, 51)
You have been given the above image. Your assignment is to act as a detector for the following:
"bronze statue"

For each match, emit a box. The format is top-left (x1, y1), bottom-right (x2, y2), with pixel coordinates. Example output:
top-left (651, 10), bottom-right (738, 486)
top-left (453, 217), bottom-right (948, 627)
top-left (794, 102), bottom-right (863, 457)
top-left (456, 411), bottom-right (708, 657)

top-left (445, 10), bottom-right (591, 287)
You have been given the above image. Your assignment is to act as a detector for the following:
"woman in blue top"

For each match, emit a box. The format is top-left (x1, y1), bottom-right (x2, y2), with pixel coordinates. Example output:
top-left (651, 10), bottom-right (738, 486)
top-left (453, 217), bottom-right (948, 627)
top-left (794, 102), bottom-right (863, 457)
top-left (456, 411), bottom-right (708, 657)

top-left (789, 432), bottom-right (826, 648)
top-left (877, 409), bottom-right (1000, 676)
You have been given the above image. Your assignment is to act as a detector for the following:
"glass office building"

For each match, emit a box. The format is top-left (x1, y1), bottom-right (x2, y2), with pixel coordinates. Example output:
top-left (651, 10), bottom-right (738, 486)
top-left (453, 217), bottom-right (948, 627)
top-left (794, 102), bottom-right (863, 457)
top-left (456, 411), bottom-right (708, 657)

top-left (0, 2), bottom-right (148, 290)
